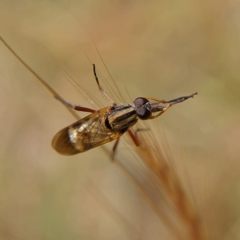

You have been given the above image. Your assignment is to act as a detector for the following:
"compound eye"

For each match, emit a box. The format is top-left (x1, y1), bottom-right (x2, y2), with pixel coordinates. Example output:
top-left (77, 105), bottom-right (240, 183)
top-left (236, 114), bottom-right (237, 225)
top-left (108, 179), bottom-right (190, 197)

top-left (134, 97), bottom-right (152, 120)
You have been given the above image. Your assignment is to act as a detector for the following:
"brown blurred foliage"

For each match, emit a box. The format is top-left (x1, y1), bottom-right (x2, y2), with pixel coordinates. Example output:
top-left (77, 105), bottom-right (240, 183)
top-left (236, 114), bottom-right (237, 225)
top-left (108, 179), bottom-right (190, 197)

top-left (0, 1), bottom-right (240, 239)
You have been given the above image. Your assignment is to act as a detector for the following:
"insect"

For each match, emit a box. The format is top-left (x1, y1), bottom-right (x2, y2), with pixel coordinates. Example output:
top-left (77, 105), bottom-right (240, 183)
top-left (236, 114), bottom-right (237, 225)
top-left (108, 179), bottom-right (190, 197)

top-left (52, 64), bottom-right (197, 155)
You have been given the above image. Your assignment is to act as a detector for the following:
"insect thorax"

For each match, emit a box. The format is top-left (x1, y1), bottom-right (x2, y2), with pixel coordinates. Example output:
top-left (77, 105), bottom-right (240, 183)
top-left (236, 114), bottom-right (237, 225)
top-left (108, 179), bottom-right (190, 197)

top-left (106, 104), bottom-right (138, 133)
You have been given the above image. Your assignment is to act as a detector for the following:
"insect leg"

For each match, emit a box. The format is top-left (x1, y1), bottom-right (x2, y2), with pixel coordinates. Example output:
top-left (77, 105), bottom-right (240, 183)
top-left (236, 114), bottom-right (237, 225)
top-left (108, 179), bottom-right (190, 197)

top-left (112, 137), bottom-right (120, 152)
top-left (112, 137), bottom-right (120, 159)
top-left (55, 96), bottom-right (95, 113)
top-left (149, 104), bottom-right (171, 119)
top-left (128, 129), bottom-right (140, 147)
top-left (93, 64), bottom-right (116, 105)
top-left (128, 128), bottom-right (150, 147)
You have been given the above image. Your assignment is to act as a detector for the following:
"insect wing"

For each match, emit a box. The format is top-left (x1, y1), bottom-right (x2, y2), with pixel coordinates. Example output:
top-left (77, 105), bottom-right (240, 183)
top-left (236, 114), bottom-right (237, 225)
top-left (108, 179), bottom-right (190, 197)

top-left (52, 107), bottom-right (123, 155)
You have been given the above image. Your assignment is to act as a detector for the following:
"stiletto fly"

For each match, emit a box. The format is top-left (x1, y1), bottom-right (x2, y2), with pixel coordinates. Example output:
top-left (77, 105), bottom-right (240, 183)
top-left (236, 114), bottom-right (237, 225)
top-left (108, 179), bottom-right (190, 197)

top-left (52, 64), bottom-right (197, 155)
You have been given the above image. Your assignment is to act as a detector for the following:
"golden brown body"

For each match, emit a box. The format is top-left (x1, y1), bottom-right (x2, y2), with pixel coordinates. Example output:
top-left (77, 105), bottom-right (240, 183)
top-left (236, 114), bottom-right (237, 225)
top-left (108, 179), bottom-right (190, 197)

top-left (52, 105), bottom-right (138, 155)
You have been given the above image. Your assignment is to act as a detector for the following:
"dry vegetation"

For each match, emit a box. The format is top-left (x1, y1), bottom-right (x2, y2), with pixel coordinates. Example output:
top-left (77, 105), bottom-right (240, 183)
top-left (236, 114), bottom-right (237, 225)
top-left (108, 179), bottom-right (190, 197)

top-left (1, 1), bottom-right (240, 240)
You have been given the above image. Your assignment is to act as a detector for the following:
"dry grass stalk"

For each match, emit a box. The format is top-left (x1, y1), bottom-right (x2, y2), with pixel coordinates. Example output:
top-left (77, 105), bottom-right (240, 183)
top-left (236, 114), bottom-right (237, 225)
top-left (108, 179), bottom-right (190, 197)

top-left (0, 36), bottom-right (206, 240)
top-left (134, 123), bottom-right (206, 240)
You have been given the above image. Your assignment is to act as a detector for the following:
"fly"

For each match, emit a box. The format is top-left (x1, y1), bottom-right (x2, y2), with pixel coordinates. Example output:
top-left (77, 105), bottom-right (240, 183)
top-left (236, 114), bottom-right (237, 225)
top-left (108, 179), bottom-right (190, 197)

top-left (52, 64), bottom-right (197, 155)
top-left (0, 36), bottom-right (196, 155)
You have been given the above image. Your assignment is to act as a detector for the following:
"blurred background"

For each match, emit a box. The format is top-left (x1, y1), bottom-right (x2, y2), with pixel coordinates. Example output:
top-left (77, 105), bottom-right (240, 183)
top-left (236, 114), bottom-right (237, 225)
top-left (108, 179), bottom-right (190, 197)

top-left (0, 0), bottom-right (240, 239)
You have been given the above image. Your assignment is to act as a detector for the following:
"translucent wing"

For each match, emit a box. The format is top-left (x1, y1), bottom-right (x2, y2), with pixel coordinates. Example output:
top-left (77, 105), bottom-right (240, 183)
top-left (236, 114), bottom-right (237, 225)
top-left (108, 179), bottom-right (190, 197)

top-left (52, 107), bottom-right (123, 155)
